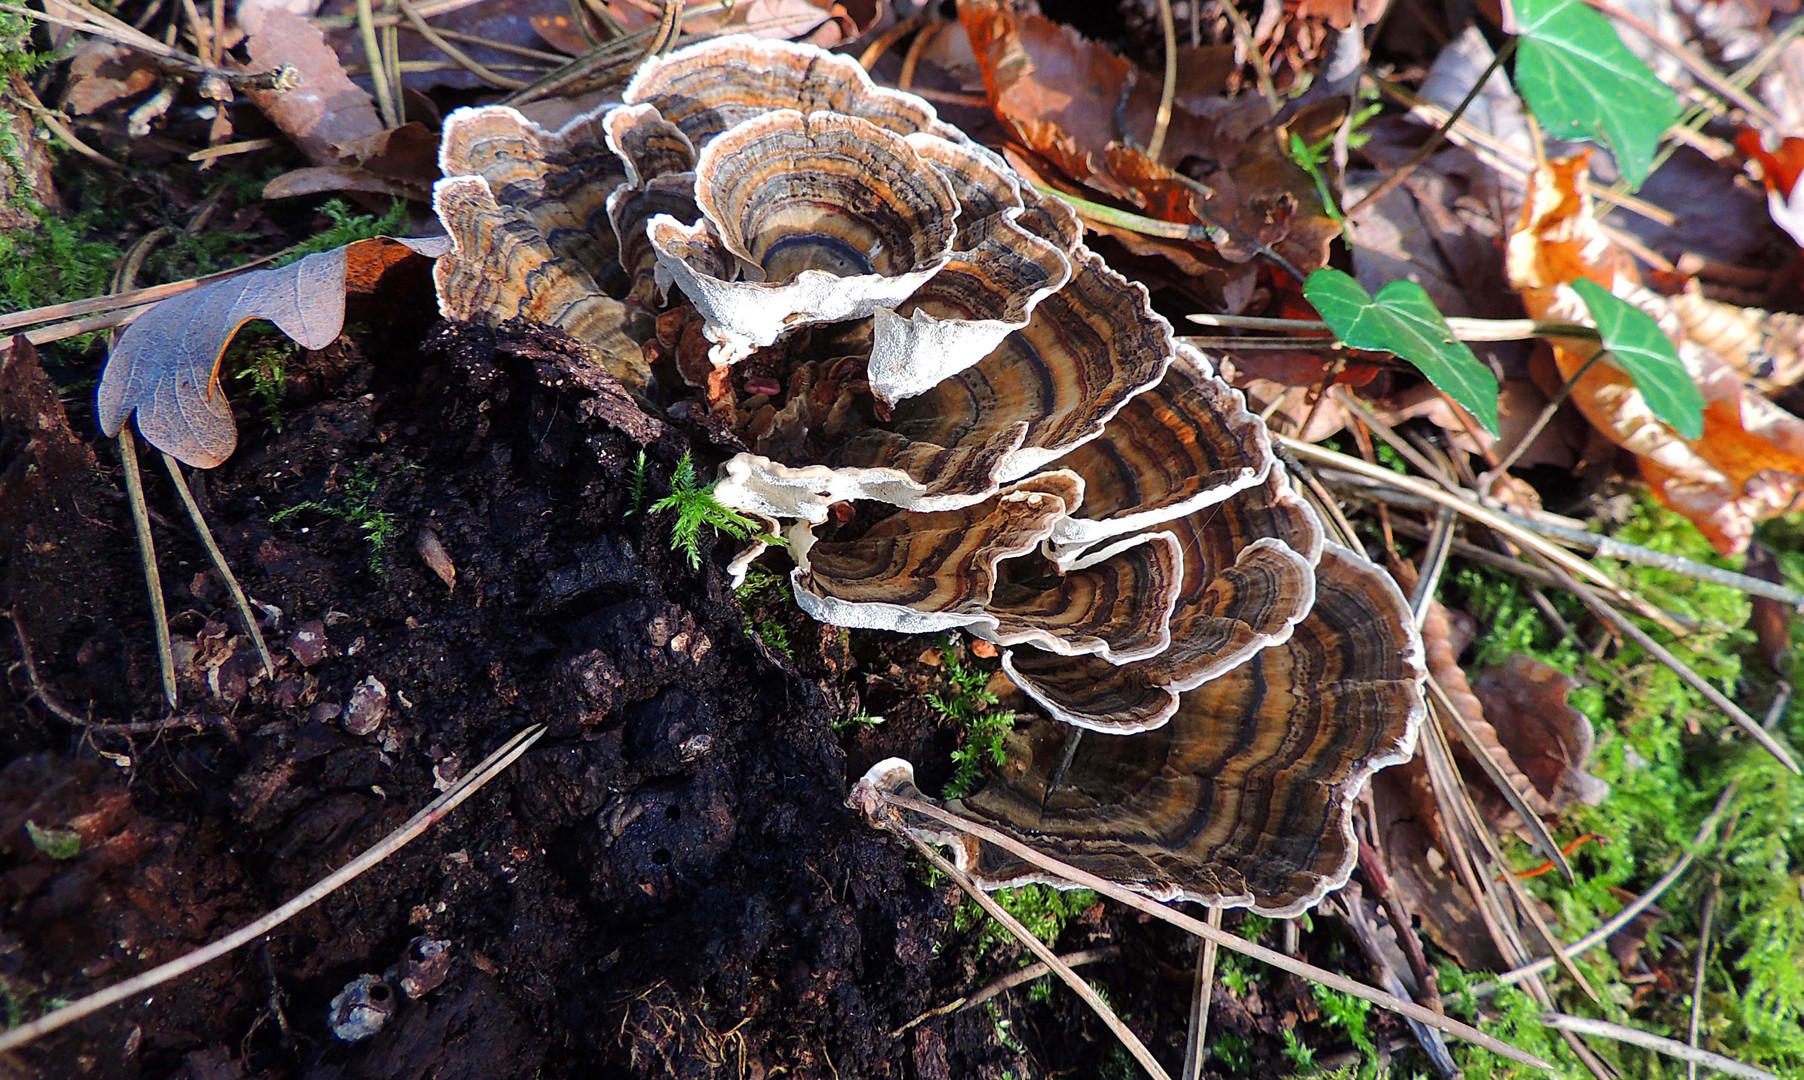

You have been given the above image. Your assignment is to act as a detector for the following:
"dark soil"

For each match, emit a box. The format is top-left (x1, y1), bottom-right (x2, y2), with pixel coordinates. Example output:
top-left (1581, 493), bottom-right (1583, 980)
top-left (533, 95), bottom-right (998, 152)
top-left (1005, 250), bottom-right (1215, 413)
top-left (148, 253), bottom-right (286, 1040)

top-left (0, 295), bottom-right (1351, 1078)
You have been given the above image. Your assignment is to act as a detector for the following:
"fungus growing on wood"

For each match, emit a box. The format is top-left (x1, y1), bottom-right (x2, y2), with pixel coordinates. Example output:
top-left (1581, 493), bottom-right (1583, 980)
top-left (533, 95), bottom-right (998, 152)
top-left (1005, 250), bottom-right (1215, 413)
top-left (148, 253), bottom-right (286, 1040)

top-left (431, 35), bottom-right (1425, 916)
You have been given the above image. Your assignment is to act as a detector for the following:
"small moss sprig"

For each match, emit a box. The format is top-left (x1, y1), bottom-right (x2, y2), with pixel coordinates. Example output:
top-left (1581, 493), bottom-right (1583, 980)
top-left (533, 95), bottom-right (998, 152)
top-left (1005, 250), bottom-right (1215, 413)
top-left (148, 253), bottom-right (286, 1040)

top-left (931, 637), bottom-right (1016, 799)
top-left (272, 464), bottom-right (403, 575)
top-left (648, 451), bottom-right (778, 570)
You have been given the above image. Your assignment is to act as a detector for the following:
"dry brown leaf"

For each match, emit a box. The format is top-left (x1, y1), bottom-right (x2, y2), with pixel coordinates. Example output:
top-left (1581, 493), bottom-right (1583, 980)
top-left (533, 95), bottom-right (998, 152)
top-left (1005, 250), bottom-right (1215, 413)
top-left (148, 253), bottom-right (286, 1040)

top-left (1396, 568), bottom-right (1552, 825)
top-left (1469, 655), bottom-right (1609, 816)
top-left (261, 166), bottom-right (425, 202)
top-left (61, 40), bottom-right (159, 116)
top-left (97, 237), bottom-right (444, 468)
top-left (959, 0), bottom-right (1337, 294)
top-left (1743, 541), bottom-right (1793, 672)
top-left (239, 5), bottom-right (385, 167)
top-left (1507, 155), bottom-right (1804, 554)
top-left (1370, 762), bottom-right (1507, 971)
top-left (1669, 283), bottom-right (1804, 394)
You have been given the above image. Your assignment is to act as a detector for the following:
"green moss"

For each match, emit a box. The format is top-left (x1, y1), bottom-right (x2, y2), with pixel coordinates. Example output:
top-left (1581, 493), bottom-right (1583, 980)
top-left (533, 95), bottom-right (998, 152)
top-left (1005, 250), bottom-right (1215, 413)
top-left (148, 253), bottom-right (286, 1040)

top-left (273, 198), bottom-right (411, 266)
top-left (0, 209), bottom-right (121, 342)
top-left (229, 333), bottom-right (295, 431)
top-left (954, 883), bottom-right (1099, 959)
top-left (926, 637), bottom-right (1018, 799)
top-left (271, 463), bottom-right (405, 576)
top-left (1437, 499), bottom-right (1804, 1077)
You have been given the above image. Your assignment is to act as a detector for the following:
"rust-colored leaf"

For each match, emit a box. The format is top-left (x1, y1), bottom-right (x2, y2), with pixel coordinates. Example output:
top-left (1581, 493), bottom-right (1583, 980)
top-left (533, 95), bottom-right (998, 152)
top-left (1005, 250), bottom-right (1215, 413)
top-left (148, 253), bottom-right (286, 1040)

top-left (61, 41), bottom-right (158, 116)
top-left (239, 5), bottom-right (385, 167)
top-left (958, 0), bottom-right (1337, 294)
top-left (1469, 654), bottom-right (1609, 816)
top-left (96, 237), bottom-right (444, 468)
top-left (1507, 155), bottom-right (1804, 554)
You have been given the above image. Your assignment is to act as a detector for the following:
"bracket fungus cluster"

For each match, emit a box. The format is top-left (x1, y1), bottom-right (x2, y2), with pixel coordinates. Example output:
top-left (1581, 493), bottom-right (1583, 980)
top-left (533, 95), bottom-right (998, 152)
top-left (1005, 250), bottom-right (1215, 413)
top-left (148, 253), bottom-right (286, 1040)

top-left (432, 36), bottom-right (1426, 916)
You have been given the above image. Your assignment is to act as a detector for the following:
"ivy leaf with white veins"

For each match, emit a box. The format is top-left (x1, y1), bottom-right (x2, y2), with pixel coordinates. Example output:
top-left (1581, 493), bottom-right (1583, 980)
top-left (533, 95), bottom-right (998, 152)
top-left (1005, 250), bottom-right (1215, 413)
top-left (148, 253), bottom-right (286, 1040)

top-left (1510, 0), bottom-right (1678, 190)
top-left (1571, 278), bottom-right (1702, 439)
top-left (1304, 269), bottom-right (1501, 435)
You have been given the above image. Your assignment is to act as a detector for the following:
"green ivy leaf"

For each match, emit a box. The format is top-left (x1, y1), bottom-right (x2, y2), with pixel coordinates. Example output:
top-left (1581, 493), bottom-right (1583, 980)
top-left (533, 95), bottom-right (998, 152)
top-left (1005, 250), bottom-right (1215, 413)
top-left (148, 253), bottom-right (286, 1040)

top-left (1511, 0), bottom-right (1679, 189)
top-left (1303, 269), bottom-right (1500, 435)
top-left (1570, 278), bottom-right (1703, 439)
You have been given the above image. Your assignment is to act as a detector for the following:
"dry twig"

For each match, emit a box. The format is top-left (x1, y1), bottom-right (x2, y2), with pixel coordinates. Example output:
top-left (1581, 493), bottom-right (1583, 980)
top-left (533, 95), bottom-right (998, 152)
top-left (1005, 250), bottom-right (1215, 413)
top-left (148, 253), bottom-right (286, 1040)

top-left (0, 724), bottom-right (547, 1053)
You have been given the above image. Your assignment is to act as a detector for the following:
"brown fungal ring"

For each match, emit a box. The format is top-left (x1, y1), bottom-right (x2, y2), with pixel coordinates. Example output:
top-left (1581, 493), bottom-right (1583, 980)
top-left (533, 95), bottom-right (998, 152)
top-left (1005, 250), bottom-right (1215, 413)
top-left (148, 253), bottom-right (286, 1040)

top-left (424, 35), bottom-right (1429, 920)
top-left (649, 108), bottom-right (960, 363)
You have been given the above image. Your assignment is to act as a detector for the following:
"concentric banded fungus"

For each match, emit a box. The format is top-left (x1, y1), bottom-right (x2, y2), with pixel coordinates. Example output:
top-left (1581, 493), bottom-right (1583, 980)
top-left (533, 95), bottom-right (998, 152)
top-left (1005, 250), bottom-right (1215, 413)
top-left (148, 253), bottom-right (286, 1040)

top-left (1004, 466), bottom-right (1324, 733)
top-left (648, 109), bottom-right (960, 362)
top-left (430, 36), bottom-right (1426, 917)
top-left (867, 135), bottom-right (1073, 407)
top-left (622, 34), bottom-right (948, 145)
top-left (862, 545), bottom-right (1424, 916)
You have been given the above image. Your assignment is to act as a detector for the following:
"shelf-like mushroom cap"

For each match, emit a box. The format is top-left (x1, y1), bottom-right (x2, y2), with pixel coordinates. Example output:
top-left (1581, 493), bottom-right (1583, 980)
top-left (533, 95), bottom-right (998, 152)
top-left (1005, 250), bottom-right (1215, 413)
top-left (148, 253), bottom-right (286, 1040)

top-left (867, 213), bottom-right (1073, 408)
top-left (1048, 346), bottom-right (1273, 549)
top-left (836, 250), bottom-right (1174, 495)
top-left (786, 472), bottom-right (1082, 634)
top-left (438, 104), bottom-right (627, 290)
top-left (623, 34), bottom-right (945, 145)
top-left (433, 174), bottom-right (649, 390)
top-left (602, 102), bottom-right (696, 187)
top-left (649, 109), bottom-right (960, 362)
top-left (862, 543), bottom-right (1425, 917)
top-left (608, 173), bottom-right (699, 307)
top-left (1005, 465), bottom-right (1323, 732)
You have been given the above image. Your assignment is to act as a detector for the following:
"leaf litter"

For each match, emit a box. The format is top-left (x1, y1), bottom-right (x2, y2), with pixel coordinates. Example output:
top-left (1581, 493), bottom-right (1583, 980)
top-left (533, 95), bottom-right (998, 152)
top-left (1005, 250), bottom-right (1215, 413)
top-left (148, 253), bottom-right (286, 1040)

top-left (9, 0), bottom-right (1804, 1074)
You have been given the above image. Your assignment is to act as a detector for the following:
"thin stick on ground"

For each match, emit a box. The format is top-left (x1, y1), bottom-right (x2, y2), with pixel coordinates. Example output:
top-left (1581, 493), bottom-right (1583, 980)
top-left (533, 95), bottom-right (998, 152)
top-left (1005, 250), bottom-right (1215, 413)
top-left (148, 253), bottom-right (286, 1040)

top-left (862, 788), bottom-right (1555, 1070)
top-left (1146, 0), bottom-right (1177, 162)
top-left (1219, 0), bottom-right (1278, 107)
top-left (1280, 437), bottom-right (1683, 633)
top-left (355, 0), bottom-right (402, 128)
top-left (161, 453), bottom-right (276, 679)
top-left (1541, 1014), bottom-right (1777, 1080)
top-left (1579, 584), bottom-right (1800, 774)
top-left (885, 823), bottom-right (1175, 1080)
top-left (1180, 905), bottom-right (1222, 1080)
top-left (960, 947), bottom-right (1121, 1013)
top-left (1484, 687), bottom-right (1790, 993)
top-left (395, 0), bottom-right (525, 88)
top-left (1345, 36), bottom-right (1519, 218)
top-left (7, 611), bottom-right (220, 734)
top-left (0, 724), bottom-right (547, 1053)
top-left (1688, 874), bottom-right (1721, 1080)
top-left (1484, 351), bottom-right (1607, 480)
top-left (890, 948), bottom-right (1121, 1037)
top-left (119, 427), bottom-right (178, 709)
top-left (1345, 477), bottom-right (1804, 609)
top-left (1188, 311), bottom-right (1603, 342)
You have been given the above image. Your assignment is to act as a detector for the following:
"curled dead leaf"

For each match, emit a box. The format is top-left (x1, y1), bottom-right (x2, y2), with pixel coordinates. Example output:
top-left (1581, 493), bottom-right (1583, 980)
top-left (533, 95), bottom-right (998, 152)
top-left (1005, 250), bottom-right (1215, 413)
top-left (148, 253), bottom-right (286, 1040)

top-left (958, 0), bottom-right (1337, 296)
top-left (1469, 654), bottom-right (1609, 816)
top-left (1507, 156), bottom-right (1804, 554)
top-left (97, 237), bottom-right (446, 468)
